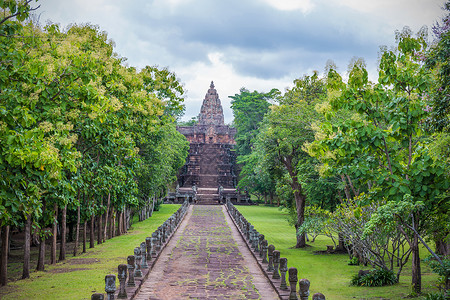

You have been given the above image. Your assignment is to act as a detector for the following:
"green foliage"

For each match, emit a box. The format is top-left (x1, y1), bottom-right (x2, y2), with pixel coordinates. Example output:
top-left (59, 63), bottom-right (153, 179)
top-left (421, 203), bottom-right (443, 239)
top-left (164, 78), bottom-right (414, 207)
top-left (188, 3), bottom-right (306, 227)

top-left (230, 88), bottom-right (277, 156)
top-left (426, 2), bottom-right (450, 132)
top-left (348, 256), bottom-right (359, 266)
top-left (351, 269), bottom-right (398, 287)
top-left (0, 2), bottom-right (188, 279)
top-left (422, 292), bottom-right (447, 300)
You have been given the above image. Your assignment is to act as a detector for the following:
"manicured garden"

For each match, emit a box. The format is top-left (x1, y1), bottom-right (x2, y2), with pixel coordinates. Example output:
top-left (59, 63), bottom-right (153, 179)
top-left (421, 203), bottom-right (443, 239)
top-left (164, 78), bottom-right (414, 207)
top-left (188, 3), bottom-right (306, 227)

top-left (0, 204), bottom-right (180, 300)
top-left (237, 205), bottom-right (440, 299)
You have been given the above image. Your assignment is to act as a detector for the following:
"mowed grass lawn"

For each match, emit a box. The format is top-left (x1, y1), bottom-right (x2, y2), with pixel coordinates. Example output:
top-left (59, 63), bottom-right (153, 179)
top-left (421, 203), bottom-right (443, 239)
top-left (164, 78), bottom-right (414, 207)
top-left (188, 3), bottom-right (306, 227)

top-left (0, 204), bottom-right (180, 300)
top-left (237, 205), bottom-right (439, 300)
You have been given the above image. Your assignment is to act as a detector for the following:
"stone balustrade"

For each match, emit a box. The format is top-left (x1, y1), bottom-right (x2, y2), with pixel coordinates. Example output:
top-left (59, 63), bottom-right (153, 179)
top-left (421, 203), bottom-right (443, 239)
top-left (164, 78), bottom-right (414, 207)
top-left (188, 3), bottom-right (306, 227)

top-left (92, 200), bottom-right (190, 299)
top-left (226, 199), bottom-right (326, 300)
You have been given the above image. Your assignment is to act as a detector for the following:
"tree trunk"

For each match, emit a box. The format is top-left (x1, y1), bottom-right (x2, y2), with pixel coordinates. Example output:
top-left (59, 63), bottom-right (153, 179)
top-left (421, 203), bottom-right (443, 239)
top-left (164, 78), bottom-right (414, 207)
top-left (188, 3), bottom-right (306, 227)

top-left (435, 238), bottom-right (450, 256)
top-left (97, 201), bottom-right (102, 245)
top-left (294, 189), bottom-right (307, 248)
top-left (340, 174), bottom-right (351, 200)
top-left (73, 205), bottom-right (80, 256)
top-left (283, 156), bottom-right (307, 248)
top-left (103, 192), bottom-right (110, 243)
top-left (59, 204), bottom-right (67, 261)
top-left (336, 233), bottom-right (345, 251)
top-left (22, 214), bottom-right (32, 279)
top-left (1, 225), bottom-right (10, 286)
top-left (111, 208), bottom-right (114, 238)
top-left (36, 234), bottom-right (45, 271)
top-left (82, 220), bottom-right (87, 253)
top-left (411, 232), bottom-right (421, 294)
top-left (89, 215), bottom-right (95, 249)
top-left (51, 203), bottom-right (58, 264)
top-left (117, 210), bottom-right (122, 236)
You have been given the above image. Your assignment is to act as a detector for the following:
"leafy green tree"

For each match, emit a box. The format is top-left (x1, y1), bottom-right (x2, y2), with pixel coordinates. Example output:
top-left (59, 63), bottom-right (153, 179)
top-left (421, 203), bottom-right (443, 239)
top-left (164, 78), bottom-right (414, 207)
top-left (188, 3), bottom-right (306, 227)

top-left (230, 88), bottom-right (278, 156)
top-left (254, 72), bottom-right (327, 248)
top-left (310, 27), bottom-right (449, 293)
top-left (0, 2), bottom-right (188, 284)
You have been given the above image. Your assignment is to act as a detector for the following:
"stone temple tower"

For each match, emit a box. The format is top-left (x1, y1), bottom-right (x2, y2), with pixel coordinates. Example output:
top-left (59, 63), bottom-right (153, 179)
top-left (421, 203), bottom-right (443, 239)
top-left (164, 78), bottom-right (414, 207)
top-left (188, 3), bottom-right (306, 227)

top-left (198, 81), bottom-right (225, 126)
top-left (172, 81), bottom-right (248, 204)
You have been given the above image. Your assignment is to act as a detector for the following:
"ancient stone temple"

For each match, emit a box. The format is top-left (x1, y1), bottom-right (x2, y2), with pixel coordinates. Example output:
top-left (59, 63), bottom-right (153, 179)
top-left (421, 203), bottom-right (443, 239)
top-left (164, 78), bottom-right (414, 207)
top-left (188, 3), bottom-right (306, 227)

top-left (169, 81), bottom-right (248, 205)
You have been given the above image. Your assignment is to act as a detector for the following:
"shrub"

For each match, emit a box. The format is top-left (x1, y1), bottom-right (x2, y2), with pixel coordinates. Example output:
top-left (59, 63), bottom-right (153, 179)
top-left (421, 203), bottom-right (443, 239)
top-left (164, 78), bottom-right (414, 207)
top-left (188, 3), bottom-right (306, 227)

top-left (351, 268), bottom-right (398, 287)
top-left (421, 292), bottom-right (446, 300)
top-left (348, 256), bottom-right (359, 266)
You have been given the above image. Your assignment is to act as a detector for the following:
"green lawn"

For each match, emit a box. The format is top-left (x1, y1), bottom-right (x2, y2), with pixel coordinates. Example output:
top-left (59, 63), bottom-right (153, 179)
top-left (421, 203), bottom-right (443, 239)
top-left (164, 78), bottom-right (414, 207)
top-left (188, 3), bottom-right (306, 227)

top-left (0, 204), bottom-right (180, 300)
top-left (237, 205), bottom-right (440, 300)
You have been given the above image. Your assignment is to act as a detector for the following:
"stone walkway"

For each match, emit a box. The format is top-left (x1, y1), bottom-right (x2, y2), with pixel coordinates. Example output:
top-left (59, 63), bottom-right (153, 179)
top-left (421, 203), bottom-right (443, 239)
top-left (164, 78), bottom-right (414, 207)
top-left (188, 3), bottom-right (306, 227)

top-left (134, 205), bottom-right (278, 300)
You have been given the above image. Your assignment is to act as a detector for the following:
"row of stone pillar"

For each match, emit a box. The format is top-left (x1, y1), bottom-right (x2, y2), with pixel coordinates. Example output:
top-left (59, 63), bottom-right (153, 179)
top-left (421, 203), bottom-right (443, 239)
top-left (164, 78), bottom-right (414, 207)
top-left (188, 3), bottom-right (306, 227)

top-left (91, 201), bottom-right (190, 300)
top-left (226, 200), bottom-right (326, 300)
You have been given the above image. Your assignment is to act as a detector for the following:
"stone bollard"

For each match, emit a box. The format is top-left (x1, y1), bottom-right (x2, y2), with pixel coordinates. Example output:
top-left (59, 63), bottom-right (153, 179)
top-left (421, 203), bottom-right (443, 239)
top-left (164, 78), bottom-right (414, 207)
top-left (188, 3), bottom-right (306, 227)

top-left (312, 293), bottom-right (326, 300)
top-left (134, 247), bottom-right (143, 278)
top-left (91, 293), bottom-right (105, 300)
top-left (159, 225), bottom-right (165, 245)
top-left (117, 264), bottom-right (128, 299)
top-left (261, 240), bottom-right (268, 263)
top-left (279, 258), bottom-right (288, 290)
top-left (272, 250), bottom-right (281, 279)
top-left (127, 255), bottom-right (136, 287)
top-left (151, 232), bottom-right (158, 256)
top-left (299, 278), bottom-right (310, 300)
top-left (254, 232), bottom-right (260, 251)
top-left (140, 242), bottom-right (148, 269)
top-left (105, 274), bottom-right (116, 300)
top-left (248, 225), bottom-right (254, 243)
top-left (288, 267), bottom-right (298, 300)
top-left (145, 237), bottom-right (152, 263)
top-left (247, 223), bottom-right (252, 240)
top-left (267, 244), bottom-right (275, 272)
top-left (259, 234), bottom-right (265, 257)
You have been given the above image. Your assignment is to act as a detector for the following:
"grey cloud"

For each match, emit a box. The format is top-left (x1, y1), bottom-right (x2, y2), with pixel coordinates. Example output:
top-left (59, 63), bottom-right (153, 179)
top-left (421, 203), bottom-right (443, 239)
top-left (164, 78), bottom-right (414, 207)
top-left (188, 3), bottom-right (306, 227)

top-left (115, 0), bottom-right (388, 79)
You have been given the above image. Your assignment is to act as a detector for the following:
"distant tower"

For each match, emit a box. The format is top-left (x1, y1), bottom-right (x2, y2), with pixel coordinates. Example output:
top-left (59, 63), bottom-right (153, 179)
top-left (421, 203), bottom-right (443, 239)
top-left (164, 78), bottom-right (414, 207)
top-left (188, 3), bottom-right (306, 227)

top-left (198, 81), bottom-right (225, 126)
top-left (173, 81), bottom-right (248, 204)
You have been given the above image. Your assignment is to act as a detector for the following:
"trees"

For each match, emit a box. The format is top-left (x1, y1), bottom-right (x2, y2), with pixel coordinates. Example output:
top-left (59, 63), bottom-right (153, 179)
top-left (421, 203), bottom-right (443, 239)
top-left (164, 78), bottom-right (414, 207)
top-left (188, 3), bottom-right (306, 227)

top-left (252, 72), bottom-right (327, 248)
top-left (229, 88), bottom-right (278, 202)
top-left (0, 2), bottom-right (188, 285)
top-left (309, 27), bottom-right (449, 293)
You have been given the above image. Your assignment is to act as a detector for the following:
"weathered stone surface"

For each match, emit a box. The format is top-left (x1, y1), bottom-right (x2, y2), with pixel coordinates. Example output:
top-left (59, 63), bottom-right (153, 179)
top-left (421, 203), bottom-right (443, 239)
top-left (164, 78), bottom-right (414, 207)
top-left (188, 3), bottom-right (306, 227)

top-left (134, 247), bottom-right (143, 278)
top-left (289, 267), bottom-right (298, 300)
top-left (280, 257), bottom-right (288, 290)
top-left (145, 237), bottom-right (152, 263)
top-left (91, 293), bottom-right (104, 300)
top-left (140, 242), bottom-right (148, 269)
top-left (134, 205), bottom-right (277, 299)
top-left (272, 250), bottom-right (281, 279)
top-left (117, 264), bottom-right (127, 299)
top-left (267, 244), bottom-right (275, 272)
top-left (261, 240), bottom-right (268, 263)
top-left (126, 255), bottom-right (135, 287)
top-left (104, 274), bottom-right (116, 300)
top-left (312, 292), bottom-right (326, 300)
top-left (199, 81), bottom-right (225, 126)
top-left (174, 82), bottom-right (247, 204)
top-left (299, 278), bottom-right (310, 300)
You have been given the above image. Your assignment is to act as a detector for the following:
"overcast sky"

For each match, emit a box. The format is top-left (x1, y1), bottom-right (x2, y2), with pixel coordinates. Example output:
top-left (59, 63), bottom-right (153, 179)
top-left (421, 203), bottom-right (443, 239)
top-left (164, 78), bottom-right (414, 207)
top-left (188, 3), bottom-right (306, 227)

top-left (35, 0), bottom-right (445, 123)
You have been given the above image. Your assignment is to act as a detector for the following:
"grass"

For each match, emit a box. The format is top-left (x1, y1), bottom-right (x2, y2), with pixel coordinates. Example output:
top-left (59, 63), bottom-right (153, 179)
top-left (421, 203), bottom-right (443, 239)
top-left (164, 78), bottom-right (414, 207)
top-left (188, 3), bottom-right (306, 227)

top-left (0, 204), bottom-right (180, 300)
top-left (237, 205), bottom-right (440, 300)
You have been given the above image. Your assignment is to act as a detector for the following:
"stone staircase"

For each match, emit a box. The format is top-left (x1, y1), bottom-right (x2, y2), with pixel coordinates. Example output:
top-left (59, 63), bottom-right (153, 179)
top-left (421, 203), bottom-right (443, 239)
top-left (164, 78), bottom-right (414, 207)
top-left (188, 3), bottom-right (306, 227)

top-left (196, 188), bottom-right (219, 205)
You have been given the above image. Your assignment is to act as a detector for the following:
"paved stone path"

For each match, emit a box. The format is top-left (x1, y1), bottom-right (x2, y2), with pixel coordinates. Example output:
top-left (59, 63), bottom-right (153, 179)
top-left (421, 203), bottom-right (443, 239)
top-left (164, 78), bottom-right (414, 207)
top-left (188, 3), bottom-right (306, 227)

top-left (134, 205), bottom-right (278, 300)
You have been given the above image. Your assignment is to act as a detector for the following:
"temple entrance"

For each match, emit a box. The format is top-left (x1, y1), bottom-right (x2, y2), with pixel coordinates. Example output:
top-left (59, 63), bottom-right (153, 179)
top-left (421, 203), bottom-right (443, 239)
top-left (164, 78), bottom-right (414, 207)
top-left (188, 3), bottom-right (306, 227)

top-left (170, 81), bottom-right (248, 205)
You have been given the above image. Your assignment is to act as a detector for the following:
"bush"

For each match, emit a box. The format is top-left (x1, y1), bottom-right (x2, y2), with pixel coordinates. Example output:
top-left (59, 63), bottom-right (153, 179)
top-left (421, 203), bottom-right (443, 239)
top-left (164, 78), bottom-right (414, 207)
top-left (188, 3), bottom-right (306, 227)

top-left (421, 292), bottom-right (446, 300)
top-left (351, 268), bottom-right (398, 287)
top-left (348, 256), bottom-right (359, 266)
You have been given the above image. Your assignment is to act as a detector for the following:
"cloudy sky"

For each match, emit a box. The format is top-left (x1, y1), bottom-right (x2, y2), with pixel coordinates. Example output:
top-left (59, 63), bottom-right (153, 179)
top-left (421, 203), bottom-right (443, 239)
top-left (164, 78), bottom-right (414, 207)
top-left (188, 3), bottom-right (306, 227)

top-left (35, 0), bottom-right (445, 123)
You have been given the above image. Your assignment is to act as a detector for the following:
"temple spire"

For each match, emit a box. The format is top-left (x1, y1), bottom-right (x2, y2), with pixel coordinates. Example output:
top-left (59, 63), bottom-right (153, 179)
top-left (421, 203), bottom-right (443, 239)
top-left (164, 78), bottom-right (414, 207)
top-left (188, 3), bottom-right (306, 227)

top-left (198, 81), bottom-right (224, 125)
